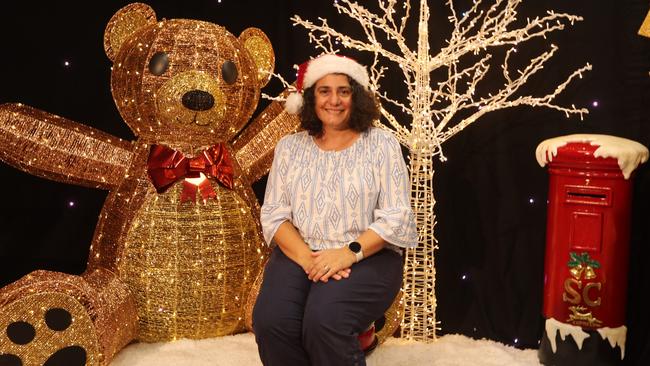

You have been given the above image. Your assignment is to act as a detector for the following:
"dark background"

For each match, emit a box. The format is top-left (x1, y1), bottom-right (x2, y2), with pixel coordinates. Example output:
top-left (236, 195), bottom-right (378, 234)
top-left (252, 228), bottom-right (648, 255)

top-left (0, 1), bottom-right (648, 364)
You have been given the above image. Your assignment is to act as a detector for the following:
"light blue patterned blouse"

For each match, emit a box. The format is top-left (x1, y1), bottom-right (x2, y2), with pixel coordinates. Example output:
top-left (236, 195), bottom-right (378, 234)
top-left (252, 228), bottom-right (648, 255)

top-left (260, 127), bottom-right (417, 251)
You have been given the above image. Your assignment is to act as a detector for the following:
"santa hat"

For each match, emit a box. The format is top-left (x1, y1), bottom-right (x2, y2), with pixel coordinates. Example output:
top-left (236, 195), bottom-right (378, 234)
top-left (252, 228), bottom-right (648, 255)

top-left (284, 54), bottom-right (370, 114)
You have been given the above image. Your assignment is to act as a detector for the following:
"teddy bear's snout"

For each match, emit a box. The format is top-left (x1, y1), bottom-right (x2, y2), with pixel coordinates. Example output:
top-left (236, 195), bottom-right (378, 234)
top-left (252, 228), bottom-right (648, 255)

top-left (182, 90), bottom-right (215, 111)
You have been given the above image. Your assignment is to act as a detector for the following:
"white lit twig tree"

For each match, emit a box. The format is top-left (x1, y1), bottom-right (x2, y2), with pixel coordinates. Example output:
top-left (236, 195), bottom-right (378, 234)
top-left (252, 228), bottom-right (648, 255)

top-left (289, 0), bottom-right (591, 341)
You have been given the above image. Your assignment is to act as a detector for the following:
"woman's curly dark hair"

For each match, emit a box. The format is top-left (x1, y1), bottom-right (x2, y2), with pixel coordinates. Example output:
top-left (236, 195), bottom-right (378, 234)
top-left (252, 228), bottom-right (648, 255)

top-left (299, 75), bottom-right (380, 136)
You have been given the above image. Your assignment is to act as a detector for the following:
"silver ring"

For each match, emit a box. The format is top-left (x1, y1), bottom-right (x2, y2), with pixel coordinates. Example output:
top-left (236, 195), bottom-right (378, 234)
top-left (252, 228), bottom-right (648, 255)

top-left (323, 266), bottom-right (329, 271)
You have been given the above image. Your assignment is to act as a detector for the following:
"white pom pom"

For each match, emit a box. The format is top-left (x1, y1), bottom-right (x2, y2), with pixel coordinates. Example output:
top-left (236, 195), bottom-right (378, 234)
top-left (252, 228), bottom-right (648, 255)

top-left (284, 92), bottom-right (304, 114)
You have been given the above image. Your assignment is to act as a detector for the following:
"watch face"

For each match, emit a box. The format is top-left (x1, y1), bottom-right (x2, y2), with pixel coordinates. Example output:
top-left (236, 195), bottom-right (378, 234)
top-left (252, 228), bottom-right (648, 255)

top-left (349, 241), bottom-right (361, 253)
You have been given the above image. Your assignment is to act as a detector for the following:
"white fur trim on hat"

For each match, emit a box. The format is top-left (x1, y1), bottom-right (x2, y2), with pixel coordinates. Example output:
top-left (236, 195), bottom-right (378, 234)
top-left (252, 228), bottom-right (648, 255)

top-left (302, 54), bottom-right (370, 90)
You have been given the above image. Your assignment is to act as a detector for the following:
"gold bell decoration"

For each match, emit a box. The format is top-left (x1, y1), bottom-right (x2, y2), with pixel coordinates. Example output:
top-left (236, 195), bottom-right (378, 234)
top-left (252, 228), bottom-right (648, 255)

top-left (568, 252), bottom-right (601, 281)
top-left (570, 264), bottom-right (584, 280)
top-left (583, 265), bottom-right (597, 280)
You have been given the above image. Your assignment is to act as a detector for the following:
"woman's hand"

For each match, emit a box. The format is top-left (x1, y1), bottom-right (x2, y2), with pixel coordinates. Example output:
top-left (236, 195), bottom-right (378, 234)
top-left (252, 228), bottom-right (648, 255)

top-left (329, 268), bottom-right (352, 281)
top-left (307, 247), bottom-right (356, 283)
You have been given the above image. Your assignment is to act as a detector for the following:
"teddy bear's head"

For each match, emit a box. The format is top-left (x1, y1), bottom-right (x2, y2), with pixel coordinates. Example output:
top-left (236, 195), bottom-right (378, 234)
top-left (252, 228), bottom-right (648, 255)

top-left (103, 3), bottom-right (275, 145)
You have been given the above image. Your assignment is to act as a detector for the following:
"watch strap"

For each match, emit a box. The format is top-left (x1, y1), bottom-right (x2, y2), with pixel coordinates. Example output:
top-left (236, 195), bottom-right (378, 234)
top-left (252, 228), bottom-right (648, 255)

top-left (354, 250), bottom-right (364, 263)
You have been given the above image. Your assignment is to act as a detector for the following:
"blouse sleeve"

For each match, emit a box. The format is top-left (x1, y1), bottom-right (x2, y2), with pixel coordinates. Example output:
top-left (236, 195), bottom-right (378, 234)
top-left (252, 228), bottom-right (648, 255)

top-left (260, 136), bottom-right (293, 246)
top-left (368, 132), bottom-right (418, 248)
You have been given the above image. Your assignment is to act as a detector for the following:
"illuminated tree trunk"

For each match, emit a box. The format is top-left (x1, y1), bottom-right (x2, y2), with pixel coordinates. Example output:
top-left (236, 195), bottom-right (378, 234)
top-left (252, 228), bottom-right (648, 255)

top-left (400, 1), bottom-right (439, 342)
top-left (402, 151), bottom-right (438, 341)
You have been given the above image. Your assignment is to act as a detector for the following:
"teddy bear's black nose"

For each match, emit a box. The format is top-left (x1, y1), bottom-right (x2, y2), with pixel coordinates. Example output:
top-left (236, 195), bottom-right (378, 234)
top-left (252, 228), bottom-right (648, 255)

top-left (182, 90), bottom-right (215, 111)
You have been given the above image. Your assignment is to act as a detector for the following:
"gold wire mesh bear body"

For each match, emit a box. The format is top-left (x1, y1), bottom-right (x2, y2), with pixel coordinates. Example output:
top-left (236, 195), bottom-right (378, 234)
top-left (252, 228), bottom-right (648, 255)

top-left (0, 3), bottom-right (298, 365)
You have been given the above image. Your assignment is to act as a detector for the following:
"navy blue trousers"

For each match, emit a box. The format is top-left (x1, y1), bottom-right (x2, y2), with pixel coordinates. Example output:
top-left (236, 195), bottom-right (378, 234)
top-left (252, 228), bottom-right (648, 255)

top-left (252, 246), bottom-right (403, 366)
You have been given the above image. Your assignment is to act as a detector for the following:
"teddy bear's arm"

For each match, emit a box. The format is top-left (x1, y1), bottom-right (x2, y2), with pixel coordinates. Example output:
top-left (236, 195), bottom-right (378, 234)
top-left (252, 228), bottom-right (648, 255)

top-left (0, 103), bottom-right (134, 190)
top-left (232, 92), bottom-right (300, 183)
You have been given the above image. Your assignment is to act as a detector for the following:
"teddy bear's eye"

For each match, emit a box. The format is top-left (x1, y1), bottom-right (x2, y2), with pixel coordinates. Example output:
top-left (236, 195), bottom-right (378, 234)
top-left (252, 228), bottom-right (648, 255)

top-left (149, 52), bottom-right (169, 76)
top-left (222, 61), bottom-right (238, 85)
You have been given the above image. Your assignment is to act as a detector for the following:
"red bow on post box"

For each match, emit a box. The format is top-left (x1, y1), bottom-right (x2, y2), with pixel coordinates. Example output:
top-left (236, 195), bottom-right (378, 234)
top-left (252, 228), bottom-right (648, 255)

top-left (146, 143), bottom-right (234, 203)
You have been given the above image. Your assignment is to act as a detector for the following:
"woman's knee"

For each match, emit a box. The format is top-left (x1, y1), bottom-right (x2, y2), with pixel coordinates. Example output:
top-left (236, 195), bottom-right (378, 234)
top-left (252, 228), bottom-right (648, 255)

top-left (302, 305), bottom-right (349, 341)
top-left (254, 298), bottom-right (303, 340)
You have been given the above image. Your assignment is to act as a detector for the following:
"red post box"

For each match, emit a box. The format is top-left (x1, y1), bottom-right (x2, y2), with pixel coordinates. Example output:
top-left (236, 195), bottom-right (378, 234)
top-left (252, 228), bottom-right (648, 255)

top-left (535, 135), bottom-right (648, 366)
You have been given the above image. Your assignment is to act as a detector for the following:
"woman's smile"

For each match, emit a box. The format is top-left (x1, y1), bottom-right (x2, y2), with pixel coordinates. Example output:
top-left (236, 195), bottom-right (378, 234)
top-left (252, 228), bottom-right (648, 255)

top-left (314, 73), bottom-right (353, 130)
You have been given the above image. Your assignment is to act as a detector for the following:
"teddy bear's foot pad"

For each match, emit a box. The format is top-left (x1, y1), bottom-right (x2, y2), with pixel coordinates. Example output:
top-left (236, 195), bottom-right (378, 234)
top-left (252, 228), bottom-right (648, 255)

top-left (0, 293), bottom-right (100, 366)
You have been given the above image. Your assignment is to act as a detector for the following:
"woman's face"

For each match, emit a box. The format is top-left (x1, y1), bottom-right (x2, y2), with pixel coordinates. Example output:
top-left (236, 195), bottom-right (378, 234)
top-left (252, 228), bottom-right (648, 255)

top-left (313, 73), bottom-right (353, 131)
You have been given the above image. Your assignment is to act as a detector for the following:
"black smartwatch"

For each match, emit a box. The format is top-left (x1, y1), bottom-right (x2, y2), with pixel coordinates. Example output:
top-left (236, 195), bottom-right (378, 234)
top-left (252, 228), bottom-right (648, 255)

top-left (347, 241), bottom-right (364, 263)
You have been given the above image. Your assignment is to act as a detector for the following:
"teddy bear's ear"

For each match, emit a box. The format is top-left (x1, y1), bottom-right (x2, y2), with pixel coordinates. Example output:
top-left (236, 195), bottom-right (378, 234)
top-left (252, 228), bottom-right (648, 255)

top-left (104, 3), bottom-right (158, 62)
top-left (239, 28), bottom-right (275, 87)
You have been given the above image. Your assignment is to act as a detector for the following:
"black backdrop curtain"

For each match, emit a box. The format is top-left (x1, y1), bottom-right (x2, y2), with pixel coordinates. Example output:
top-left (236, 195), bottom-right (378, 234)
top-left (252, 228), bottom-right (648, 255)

top-left (0, 1), bottom-right (648, 364)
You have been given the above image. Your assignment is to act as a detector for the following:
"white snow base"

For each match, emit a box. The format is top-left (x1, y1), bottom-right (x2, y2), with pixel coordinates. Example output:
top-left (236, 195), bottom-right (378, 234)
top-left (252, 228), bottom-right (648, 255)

top-left (110, 333), bottom-right (542, 366)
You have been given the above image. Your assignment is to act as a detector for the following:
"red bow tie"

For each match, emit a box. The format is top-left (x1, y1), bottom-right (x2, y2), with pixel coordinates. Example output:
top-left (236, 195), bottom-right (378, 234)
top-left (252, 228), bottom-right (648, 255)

top-left (147, 143), bottom-right (234, 203)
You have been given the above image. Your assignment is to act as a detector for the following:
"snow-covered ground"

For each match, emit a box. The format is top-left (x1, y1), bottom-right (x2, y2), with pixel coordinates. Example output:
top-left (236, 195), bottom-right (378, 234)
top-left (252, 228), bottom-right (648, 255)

top-left (110, 332), bottom-right (542, 366)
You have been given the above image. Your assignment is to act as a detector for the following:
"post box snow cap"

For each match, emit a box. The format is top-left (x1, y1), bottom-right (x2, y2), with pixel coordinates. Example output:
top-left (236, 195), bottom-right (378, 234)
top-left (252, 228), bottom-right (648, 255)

top-left (536, 134), bottom-right (649, 179)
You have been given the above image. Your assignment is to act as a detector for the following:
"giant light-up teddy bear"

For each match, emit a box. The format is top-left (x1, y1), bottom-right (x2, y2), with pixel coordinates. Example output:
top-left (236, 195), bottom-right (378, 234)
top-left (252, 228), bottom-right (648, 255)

top-left (0, 3), bottom-right (300, 365)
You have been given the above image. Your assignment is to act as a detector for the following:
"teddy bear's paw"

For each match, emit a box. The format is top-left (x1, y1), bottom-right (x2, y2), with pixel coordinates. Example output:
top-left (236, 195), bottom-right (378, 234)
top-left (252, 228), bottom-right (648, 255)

top-left (0, 293), bottom-right (100, 366)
